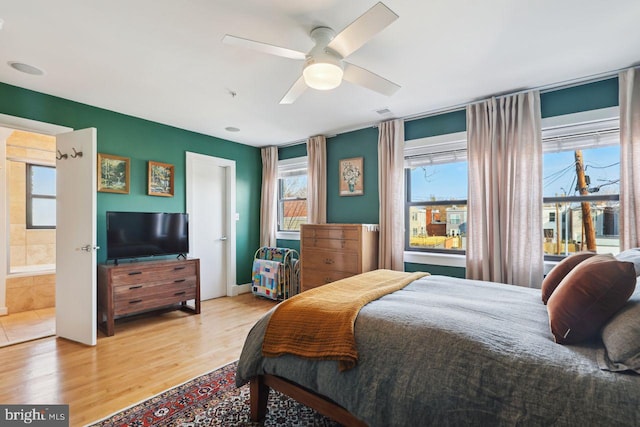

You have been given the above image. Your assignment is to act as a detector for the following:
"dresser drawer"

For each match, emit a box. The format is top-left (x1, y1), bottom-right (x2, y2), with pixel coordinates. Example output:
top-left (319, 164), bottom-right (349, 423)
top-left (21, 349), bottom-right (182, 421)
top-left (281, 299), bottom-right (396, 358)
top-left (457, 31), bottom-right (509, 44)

top-left (114, 286), bottom-right (197, 316)
top-left (113, 277), bottom-right (197, 300)
top-left (302, 248), bottom-right (359, 273)
top-left (302, 226), bottom-right (359, 241)
top-left (111, 262), bottom-right (197, 285)
top-left (302, 269), bottom-right (352, 290)
top-left (302, 237), bottom-right (360, 251)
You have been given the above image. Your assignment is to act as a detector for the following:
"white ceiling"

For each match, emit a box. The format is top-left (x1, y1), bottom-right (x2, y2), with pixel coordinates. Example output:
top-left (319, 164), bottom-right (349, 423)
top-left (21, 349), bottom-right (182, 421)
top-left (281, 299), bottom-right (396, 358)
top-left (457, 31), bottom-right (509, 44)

top-left (1, 0), bottom-right (639, 147)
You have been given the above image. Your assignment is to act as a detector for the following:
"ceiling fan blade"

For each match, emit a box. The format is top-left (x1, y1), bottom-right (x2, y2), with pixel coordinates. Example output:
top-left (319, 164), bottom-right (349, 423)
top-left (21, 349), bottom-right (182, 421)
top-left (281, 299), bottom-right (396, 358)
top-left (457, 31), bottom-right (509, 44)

top-left (280, 76), bottom-right (308, 104)
top-left (222, 34), bottom-right (306, 60)
top-left (343, 62), bottom-right (400, 96)
top-left (327, 2), bottom-right (398, 58)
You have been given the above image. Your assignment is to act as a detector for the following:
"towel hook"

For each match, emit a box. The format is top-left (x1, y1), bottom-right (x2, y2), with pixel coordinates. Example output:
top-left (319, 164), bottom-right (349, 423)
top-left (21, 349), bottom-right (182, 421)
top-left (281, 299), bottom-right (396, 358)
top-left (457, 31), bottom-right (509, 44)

top-left (56, 150), bottom-right (68, 160)
top-left (71, 147), bottom-right (83, 158)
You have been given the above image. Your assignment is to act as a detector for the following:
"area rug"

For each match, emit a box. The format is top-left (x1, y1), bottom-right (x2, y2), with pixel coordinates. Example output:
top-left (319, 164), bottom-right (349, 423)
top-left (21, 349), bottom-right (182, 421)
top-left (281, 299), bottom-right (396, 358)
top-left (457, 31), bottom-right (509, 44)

top-left (89, 361), bottom-right (340, 426)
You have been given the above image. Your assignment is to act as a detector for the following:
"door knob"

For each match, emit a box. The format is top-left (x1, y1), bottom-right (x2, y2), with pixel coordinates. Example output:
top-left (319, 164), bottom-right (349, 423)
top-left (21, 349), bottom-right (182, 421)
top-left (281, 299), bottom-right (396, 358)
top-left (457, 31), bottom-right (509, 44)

top-left (78, 245), bottom-right (100, 252)
top-left (219, 236), bottom-right (228, 241)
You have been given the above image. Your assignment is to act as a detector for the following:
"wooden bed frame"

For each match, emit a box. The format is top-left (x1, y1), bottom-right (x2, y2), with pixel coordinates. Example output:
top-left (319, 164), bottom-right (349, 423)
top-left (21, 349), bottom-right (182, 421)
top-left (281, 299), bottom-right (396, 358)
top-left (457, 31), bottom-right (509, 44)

top-left (250, 374), bottom-right (368, 427)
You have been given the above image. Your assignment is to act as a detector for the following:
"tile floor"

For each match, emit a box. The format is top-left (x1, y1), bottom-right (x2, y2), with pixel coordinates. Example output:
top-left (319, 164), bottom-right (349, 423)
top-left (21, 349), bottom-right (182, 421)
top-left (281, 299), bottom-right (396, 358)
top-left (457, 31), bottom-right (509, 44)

top-left (0, 307), bottom-right (55, 347)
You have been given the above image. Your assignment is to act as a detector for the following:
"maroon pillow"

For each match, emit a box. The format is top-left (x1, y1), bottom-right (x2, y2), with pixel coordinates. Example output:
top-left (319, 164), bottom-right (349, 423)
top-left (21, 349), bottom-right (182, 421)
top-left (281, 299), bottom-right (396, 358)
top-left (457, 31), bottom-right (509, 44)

top-left (541, 251), bottom-right (596, 304)
top-left (547, 254), bottom-right (636, 344)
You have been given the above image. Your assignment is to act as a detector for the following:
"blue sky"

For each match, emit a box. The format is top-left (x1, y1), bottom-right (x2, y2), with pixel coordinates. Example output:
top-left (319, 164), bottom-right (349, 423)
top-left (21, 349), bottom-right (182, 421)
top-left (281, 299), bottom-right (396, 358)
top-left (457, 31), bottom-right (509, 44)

top-left (410, 145), bottom-right (620, 201)
top-left (543, 146), bottom-right (619, 198)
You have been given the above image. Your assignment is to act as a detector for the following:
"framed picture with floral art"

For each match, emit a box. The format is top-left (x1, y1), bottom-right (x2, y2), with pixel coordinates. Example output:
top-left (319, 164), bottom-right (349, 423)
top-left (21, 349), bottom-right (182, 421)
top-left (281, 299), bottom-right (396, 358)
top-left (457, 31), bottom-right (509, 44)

top-left (339, 157), bottom-right (364, 196)
top-left (97, 153), bottom-right (130, 194)
top-left (148, 160), bottom-right (174, 197)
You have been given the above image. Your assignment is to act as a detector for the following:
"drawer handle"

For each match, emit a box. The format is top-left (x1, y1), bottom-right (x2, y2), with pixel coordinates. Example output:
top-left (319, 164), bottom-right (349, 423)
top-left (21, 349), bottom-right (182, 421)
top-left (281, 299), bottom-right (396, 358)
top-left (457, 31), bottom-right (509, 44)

top-left (129, 285), bottom-right (142, 290)
top-left (174, 279), bottom-right (186, 283)
top-left (174, 266), bottom-right (186, 270)
top-left (324, 258), bottom-right (334, 264)
top-left (128, 271), bottom-right (142, 276)
top-left (174, 291), bottom-right (186, 296)
top-left (129, 299), bottom-right (142, 304)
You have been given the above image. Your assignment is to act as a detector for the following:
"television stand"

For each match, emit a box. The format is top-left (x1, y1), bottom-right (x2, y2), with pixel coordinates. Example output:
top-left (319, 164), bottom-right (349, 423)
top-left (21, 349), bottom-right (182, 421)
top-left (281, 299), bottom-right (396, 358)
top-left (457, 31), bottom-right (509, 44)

top-left (97, 258), bottom-right (200, 337)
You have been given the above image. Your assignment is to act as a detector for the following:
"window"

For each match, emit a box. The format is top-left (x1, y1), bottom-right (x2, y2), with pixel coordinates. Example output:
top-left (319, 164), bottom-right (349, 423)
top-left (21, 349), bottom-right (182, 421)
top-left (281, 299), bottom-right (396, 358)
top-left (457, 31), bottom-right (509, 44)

top-left (277, 157), bottom-right (307, 232)
top-left (27, 164), bottom-right (56, 229)
top-left (542, 109), bottom-right (620, 258)
top-left (405, 132), bottom-right (467, 253)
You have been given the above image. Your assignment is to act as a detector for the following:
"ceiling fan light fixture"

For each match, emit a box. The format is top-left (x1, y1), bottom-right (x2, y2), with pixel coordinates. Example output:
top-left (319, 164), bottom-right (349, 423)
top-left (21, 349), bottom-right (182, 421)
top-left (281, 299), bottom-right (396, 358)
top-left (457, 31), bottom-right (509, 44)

top-left (303, 53), bottom-right (344, 91)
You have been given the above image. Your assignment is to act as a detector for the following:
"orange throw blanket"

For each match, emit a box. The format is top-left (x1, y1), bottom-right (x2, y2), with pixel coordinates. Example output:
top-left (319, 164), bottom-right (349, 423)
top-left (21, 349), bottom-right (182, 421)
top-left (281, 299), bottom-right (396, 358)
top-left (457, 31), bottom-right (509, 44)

top-left (262, 269), bottom-right (429, 371)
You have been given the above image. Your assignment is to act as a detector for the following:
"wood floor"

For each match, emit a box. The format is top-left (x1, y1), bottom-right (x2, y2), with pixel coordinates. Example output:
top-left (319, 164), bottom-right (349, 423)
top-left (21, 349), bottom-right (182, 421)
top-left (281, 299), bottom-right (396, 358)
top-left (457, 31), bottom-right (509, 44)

top-left (0, 307), bottom-right (55, 347)
top-left (0, 293), bottom-right (276, 426)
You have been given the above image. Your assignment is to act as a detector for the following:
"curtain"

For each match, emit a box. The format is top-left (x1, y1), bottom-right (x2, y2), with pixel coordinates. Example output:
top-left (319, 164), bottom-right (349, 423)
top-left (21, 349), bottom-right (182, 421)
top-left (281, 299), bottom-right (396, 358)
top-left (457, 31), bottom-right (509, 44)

top-left (466, 92), bottom-right (544, 288)
top-left (307, 135), bottom-right (327, 224)
top-left (619, 67), bottom-right (640, 250)
top-left (378, 119), bottom-right (405, 270)
top-left (259, 146), bottom-right (278, 247)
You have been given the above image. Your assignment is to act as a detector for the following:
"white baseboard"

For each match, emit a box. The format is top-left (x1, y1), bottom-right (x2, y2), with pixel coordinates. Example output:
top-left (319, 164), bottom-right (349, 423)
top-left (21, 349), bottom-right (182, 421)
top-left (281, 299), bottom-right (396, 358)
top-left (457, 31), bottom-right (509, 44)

top-left (0, 306), bottom-right (7, 316)
top-left (231, 283), bottom-right (251, 296)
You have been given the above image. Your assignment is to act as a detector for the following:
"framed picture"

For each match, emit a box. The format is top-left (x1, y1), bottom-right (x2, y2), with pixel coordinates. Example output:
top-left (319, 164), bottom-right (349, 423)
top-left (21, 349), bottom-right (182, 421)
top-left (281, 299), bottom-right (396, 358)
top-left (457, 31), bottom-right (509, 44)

top-left (148, 161), bottom-right (174, 197)
top-left (339, 157), bottom-right (364, 196)
top-left (97, 153), bottom-right (130, 194)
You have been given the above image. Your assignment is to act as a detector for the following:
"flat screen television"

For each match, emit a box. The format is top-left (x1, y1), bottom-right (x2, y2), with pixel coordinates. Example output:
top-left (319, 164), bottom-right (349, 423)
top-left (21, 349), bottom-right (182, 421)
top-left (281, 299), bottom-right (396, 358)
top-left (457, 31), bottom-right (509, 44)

top-left (106, 211), bottom-right (189, 261)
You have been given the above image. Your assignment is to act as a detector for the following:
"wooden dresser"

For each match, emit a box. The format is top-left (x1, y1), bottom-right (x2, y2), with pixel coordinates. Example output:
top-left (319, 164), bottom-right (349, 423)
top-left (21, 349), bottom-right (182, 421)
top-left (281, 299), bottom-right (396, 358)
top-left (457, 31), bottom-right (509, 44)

top-left (97, 258), bottom-right (200, 336)
top-left (300, 224), bottom-right (379, 291)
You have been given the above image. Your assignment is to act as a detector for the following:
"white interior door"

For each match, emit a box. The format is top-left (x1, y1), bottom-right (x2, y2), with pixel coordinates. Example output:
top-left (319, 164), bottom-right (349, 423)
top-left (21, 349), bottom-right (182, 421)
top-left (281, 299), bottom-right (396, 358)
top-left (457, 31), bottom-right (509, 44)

top-left (186, 152), bottom-right (236, 299)
top-left (56, 128), bottom-right (97, 345)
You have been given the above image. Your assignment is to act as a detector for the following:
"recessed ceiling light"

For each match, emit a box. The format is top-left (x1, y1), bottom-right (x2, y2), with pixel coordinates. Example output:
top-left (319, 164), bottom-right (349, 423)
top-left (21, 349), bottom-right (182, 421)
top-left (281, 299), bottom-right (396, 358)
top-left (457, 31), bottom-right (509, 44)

top-left (8, 61), bottom-right (45, 76)
top-left (225, 126), bottom-right (240, 132)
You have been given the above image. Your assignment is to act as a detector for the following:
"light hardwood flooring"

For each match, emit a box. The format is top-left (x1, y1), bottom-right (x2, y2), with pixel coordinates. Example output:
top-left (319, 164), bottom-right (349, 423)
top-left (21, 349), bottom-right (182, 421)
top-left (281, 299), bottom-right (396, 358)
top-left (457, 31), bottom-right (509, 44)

top-left (0, 308), bottom-right (55, 347)
top-left (0, 293), bottom-right (276, 426)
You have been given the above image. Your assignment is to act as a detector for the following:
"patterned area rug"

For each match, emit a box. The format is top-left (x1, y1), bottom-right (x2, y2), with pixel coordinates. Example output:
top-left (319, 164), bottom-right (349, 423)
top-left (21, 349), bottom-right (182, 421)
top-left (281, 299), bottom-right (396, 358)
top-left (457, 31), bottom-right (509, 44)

top-left (89, 361), bottom-right (340, 426)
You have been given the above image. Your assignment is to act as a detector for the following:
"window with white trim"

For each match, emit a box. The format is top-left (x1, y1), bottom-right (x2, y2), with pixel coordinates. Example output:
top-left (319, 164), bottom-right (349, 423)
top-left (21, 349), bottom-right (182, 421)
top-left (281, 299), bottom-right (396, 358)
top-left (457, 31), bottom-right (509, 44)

top-left (277, 157), bottom-right (307, 233)
top-left (27, 164), bottom-right (56, 229)
top-left (405, 132), bottom-right (467, 253)
top-left (403, 107), bottom-right (620, 259)
top-left (542, 108), bottom-right (620, 258)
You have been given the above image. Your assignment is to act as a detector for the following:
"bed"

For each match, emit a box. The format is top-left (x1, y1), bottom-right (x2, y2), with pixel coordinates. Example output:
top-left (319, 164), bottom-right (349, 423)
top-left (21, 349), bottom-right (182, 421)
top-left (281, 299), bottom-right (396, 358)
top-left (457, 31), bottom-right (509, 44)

top-left (236, 270), bottom-right (640, 426)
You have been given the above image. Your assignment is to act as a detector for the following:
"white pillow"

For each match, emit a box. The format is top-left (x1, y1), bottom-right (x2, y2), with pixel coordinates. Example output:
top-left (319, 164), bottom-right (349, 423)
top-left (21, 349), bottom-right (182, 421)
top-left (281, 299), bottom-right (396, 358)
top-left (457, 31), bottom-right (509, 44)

top-left (615, 248), bottom-right (640, 276)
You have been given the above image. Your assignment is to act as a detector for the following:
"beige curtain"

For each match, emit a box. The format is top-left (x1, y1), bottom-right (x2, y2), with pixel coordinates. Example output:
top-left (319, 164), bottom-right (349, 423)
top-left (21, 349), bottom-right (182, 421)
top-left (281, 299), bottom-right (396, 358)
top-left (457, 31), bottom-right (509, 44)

top-left (466, 92), bottom-right (544, 288)
top-left (259, 146), bottom-right (278, 247)
top-left (378, 119), bottom-right (405, 270)
top-left (306, 135), bottom-right (327, 224)
top-left (620, 67), bottom-right (640, 250)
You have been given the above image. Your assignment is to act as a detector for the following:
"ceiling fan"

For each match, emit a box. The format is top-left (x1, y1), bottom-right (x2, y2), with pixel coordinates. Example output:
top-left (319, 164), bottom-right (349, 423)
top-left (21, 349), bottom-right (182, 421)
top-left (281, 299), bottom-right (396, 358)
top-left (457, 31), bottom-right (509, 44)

top-left (222, 2), bottom-right (401, 104)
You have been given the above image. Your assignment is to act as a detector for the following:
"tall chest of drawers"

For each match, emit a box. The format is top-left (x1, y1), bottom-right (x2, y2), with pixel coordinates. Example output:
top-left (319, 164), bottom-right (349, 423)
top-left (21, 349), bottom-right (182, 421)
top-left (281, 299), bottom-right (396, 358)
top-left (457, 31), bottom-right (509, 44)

top-left (97, 258), bottom-right (200, 336)
top-left (300, 224), bottom-right (379, 291)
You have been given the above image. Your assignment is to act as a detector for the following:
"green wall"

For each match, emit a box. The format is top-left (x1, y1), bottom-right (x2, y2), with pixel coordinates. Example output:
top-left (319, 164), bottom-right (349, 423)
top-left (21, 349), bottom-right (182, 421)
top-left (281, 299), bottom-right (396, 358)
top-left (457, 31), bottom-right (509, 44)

top-left (405, 262), bottom-right (466, 278)
top-left (540, 78), bottom-right (618, 118)
top-left (0, 82), bottom-right (261, 284)
top-left (277, 77), bottom-right (621, 277)
top-left (327, 127), bottom-right (380, 224)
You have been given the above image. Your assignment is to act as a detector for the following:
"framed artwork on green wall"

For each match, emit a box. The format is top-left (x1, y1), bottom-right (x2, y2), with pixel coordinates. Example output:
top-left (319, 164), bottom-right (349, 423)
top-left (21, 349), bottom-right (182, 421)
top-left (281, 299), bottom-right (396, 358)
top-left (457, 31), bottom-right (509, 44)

top-left (97, 153), bottom-right (130, 194)
top-left (148, 160), bottom-right (174, 197)
top-left (339, 157), bottom-right (363, 196)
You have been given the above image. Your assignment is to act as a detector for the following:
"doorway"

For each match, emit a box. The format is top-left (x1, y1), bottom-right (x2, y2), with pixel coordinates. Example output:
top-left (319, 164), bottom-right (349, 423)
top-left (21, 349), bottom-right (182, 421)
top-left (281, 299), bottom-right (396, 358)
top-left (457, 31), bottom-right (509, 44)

top-left (0, 128), bottom-right (57, 346)
top-left (0, 114), bottom-right (76, 347)
top-left (185, 152), bottom-right (237, 299)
